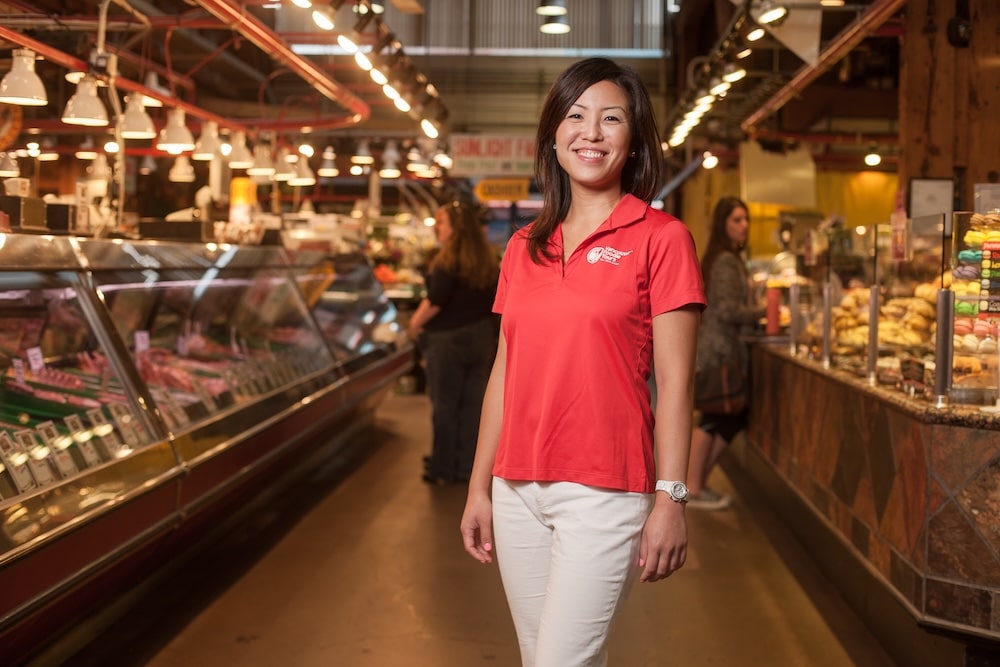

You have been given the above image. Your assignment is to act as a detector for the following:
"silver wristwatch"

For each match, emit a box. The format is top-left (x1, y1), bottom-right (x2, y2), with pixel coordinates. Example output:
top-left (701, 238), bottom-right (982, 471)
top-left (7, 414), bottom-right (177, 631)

top-left (655, 480), bottom-right (689, 503)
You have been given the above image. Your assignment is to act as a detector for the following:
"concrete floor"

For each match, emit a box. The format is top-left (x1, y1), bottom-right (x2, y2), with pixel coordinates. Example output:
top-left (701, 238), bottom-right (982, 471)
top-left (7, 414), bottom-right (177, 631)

top-left (62, 391), bottom-right (899, 667)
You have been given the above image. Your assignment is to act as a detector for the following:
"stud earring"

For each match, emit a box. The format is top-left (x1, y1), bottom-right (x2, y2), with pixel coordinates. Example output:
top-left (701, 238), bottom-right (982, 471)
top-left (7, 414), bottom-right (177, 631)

top-left (553, 143), bottom-right (557, 150)
top-left (630, 151), bottom-right (636, 157)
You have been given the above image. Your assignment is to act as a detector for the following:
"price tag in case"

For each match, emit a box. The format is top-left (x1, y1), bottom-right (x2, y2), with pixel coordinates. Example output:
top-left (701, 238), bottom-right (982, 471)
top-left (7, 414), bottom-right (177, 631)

top-left (63, 414), bottom-right (103, 467)
top-left (14, 430), bottom-right (57, 486)
top-left (35, 420), bottom-right (78, 478)
top-left (0, 431), bottom-right (38, 493)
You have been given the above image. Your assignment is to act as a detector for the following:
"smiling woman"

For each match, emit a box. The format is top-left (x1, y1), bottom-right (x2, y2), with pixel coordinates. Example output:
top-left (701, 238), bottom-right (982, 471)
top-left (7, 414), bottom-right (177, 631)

top-left (459, 57), bottom-right (706, 667)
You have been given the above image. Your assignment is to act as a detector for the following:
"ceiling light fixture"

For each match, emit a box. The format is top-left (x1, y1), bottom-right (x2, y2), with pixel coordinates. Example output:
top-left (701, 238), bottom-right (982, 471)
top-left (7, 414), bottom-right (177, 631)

top-left (338, 11), bottom-right (377, 52)
top-left (141, 71), bottom-right (169, 107)
top-left (168, 155), bottom-right (195, 182)
top-left (312, 6), bottom-right (336, 30)
top-left (536, 0), bottom-right (567, 16)
top-left (192, 120), bottom-right (223, 160)
top-left (273, 147), bottom-right (295, 181)
top-left (746, 26), bottom-right (766, 42)
top-left (721, 62), bottom-right (747, 83)
top-left (752, 1), bottom-right (788, 26)
top-left (378, 140), bottom-right (401, 179)
top-left (120, 95), bottom-right (156, 139)
top-left (62, 75), bottom-right (109, 127)
top-left (351, 139), bottom-right (375, 165)
top-left (288, 157), bottom-right (316, 187)
top-left (247, 144), bottom-right (276, 177)
top-left (227, 131), bottom-right (254, 169)
top-left (318, 145), bottom-right (339, 177)
top-left (540, 15), bottom-right (571, 34)
top-left (156, 108), bottom-right (195, 154)
top-left (701, 151), bottom-right (719, 169)
top-left (864, 145), bottom-right (882, 167)
top-left (139, 154), bottom-right (157, 174)
top-left (0, 49), bottom-right (48, 106)
top-left (0, 152), bottom-right (20, 177)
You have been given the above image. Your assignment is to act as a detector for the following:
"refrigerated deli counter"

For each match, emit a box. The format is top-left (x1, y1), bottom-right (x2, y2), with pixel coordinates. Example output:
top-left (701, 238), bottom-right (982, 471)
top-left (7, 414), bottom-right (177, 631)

top-left (737, 213), bottom-right (1000, 666)
top-left (0, 233), bottom-right (412, 663)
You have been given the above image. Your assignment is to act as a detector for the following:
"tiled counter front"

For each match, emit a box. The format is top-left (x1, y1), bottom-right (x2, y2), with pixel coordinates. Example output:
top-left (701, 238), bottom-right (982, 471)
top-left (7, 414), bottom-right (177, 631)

top-left (748, 345), bottom-right (1000, 641)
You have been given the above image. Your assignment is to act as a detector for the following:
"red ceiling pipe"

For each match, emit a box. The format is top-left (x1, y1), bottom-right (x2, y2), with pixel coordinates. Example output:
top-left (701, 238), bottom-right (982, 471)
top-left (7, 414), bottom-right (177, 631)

top-left (191, 0), bottom-right (371, 125)
top-left (0, 25), bottom-right (248, 133)
top-left (741, 0), bottom-right (907, 132)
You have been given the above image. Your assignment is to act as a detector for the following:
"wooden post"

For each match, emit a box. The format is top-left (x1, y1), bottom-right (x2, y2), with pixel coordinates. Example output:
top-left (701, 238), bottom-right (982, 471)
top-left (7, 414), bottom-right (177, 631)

top-left (899, 0), bottom-right (1000, 211)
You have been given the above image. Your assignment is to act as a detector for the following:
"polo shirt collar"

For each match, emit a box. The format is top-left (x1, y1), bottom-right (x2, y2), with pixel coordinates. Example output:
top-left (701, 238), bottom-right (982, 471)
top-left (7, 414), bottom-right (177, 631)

top-left (606, 193), bottom-right (649, 229)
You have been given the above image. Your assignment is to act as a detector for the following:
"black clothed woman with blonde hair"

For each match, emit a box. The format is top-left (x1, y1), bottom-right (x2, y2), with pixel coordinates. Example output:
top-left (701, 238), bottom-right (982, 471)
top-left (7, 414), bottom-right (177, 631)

top-left (409, 202), bottom-right (500, 485)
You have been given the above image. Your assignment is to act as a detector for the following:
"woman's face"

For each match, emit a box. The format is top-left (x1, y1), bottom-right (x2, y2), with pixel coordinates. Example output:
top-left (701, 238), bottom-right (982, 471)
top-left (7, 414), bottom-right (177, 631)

top-left (725, 206), bottom-right (750, 248)
top-left (554, 80), bottom-right (632, 194)
top-left (434, 209), bottom-right (454, 244)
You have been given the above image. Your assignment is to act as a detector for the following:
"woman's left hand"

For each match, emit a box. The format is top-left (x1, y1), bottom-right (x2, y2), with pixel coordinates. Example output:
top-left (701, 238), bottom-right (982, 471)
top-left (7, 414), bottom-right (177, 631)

top-left (637, 500), bottom-right (687, 582)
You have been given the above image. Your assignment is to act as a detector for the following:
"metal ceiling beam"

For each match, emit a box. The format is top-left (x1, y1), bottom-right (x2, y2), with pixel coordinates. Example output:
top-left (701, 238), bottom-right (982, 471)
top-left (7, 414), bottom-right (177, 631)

top-left (741, 0), bottom-right (907, 132)
top-left (191, 0), bottom-right (370, 128)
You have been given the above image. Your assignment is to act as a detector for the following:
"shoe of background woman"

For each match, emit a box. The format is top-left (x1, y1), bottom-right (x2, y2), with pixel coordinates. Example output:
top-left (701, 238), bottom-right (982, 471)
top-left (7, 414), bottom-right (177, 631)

top-left (686, 488), bottom-right (732, 510)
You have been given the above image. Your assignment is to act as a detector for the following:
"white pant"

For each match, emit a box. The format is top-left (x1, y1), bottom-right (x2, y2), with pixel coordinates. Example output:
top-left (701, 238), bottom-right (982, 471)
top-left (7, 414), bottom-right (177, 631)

top-left (491, 478), bottom-right (654, 667)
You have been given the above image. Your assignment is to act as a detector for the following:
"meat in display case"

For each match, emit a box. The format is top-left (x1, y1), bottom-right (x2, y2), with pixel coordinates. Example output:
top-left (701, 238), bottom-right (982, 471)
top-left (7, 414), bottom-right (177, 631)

top-left (0, 234), bottom-right (413, 663)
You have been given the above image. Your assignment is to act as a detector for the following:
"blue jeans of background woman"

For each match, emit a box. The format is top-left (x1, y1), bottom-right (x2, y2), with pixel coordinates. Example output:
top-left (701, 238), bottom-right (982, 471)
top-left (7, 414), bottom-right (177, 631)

top-left (421, 316), bottom-right (498, 482)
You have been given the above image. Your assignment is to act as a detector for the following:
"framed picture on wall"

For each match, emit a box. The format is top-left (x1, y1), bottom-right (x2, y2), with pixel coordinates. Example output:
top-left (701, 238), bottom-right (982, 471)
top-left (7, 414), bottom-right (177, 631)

top-left (908, 178), bottom-right (954, 219)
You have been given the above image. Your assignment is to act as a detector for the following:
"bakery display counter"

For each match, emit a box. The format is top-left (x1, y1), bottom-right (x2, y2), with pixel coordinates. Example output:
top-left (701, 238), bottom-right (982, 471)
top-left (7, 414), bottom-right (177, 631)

top-left (741, 343), bottom-right (999, 665)
top-left (0, 234), bottom-right (412, 664)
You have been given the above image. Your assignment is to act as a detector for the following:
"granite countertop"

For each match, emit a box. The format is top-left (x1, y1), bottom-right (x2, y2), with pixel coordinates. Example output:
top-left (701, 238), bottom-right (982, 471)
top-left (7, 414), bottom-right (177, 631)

top-left (756, 343), bottom-right (1000, 429)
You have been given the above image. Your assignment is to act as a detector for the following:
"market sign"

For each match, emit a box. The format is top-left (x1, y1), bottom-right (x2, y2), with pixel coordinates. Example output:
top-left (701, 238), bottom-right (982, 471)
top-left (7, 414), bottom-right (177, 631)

top-left (450, 133), bottom-right (536, 177)
top-left (474, 178), bottom-right (531, 202)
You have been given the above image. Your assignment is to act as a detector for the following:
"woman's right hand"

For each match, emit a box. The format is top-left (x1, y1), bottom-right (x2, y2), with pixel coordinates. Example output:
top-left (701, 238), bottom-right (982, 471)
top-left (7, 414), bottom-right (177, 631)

top-left (460, 493), bottom-right (494, 564)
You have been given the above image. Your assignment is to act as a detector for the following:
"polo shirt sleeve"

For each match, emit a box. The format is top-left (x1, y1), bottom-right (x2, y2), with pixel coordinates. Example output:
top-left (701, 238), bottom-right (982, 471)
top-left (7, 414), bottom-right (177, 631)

top-left (494, 230), bottom-right (526, 314)
top-left (648, 218), bottom-right (707, 317)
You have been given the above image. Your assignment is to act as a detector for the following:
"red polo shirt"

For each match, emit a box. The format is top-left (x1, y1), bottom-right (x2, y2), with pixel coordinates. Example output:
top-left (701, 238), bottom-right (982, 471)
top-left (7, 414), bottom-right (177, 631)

top-left (493, 194), bottom-right (705, 493)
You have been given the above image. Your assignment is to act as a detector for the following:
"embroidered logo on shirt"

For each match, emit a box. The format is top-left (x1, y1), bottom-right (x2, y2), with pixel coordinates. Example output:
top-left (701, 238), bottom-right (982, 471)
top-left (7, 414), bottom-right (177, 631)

top-left (587, 246), bottom-right (633, 266)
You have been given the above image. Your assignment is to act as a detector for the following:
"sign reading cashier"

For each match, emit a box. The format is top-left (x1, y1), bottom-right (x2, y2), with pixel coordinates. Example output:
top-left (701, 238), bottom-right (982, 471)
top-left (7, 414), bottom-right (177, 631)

top-left (450, 134), bottom-right (536, 177)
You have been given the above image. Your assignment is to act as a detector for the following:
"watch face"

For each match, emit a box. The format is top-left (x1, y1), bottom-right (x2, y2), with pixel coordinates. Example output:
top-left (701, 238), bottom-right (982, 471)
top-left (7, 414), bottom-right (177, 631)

top-left (671, 482), bottom-right (689, 500)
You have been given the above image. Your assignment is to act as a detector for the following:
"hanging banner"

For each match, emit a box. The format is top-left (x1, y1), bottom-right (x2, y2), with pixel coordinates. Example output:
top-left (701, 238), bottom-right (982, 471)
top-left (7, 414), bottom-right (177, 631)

top-left (450, 134), bottom-right (536, 177)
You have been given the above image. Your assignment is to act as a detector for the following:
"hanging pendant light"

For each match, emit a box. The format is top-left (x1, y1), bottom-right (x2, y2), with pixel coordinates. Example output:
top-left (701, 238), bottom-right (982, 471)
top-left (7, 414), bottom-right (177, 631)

top-left (247, 144), bottom-right (276, 177)
top-left (0, 152), bottom-right (20, 177)
top-left (156, 108), bottom-right (195, 153)
top-left (62, 75), bottom-right (109, 127)
top-left (192, 120), bottom-right (223, 161)
top-left (75, 136), bottom-right (98, 160)
top-left (540, 15), bottom-right (570, 34)
top-left (0, 49), bottom-right (48, 106)
top-left (168, 155), bottom-right (196, 182)
top-left (139, 155), bottom-right (157, 174)
top-left (120, 95), bottom-right (156, 139)
top-left (318, 145), bottom-right (339, 177)
top-left (87, 153), bottom-right (111, 181)
top-left (288, 157), bottom-right (316, 187)
top-left (227, 131), bottom-right (254, 169)
top-left (536, 0), bottom-right (567, 16)
top-left (273, 147), bottom-right (295, 182)
top-left (141, 71), bottom-right (169, 107)
top-left (351, 139), bottom-right (374, 165)
top-left (37, 138), bottom-right (59, 161)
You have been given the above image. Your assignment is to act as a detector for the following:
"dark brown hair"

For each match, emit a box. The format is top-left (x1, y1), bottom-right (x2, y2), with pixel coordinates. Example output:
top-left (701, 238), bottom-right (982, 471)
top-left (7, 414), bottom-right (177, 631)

top-left (430, 202), bottom-right (499, 289)
top-left (700, 196), bottom-right (749, 286)
top-left (527, 57), bottom-right (663, 263)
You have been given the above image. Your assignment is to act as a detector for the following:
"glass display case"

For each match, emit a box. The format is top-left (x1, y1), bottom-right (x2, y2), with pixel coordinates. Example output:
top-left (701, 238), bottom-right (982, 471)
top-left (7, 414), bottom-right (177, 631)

top-left (0, 233), bottom-right (412, 663)
top-left (949, 211), bottom-right (1000, 405)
